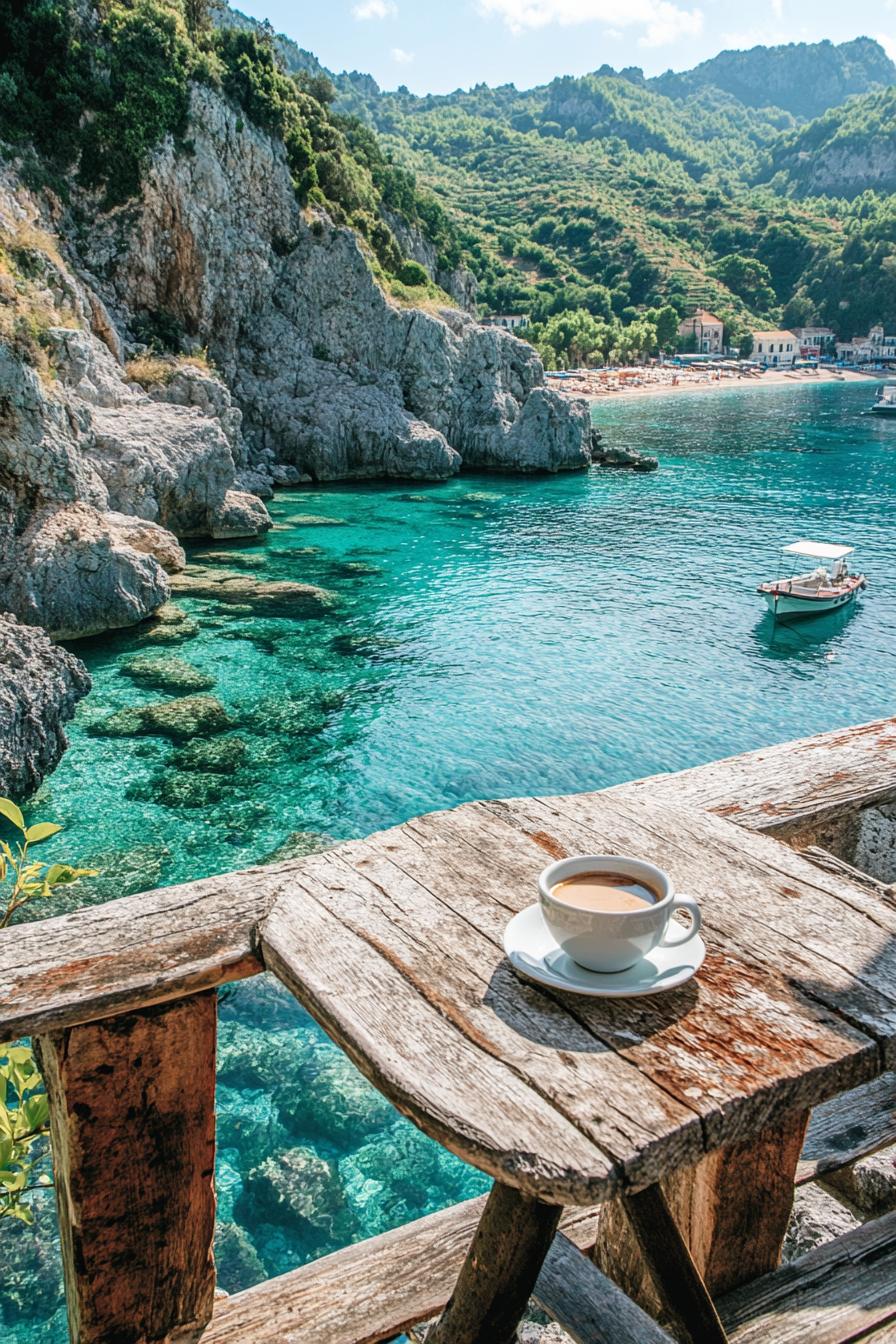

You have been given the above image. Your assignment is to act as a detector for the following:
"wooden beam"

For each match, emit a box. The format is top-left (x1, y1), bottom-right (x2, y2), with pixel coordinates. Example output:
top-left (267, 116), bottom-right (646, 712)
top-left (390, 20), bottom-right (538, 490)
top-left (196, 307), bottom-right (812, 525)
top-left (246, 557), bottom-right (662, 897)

top-left (797, 1071), bottom-right (896, 1185)
top-left (534, 1232), bottom-right (675, 1344)
top-left (719, 1207), bottom-right (896, 1343)
top-left (597, 1111), bottom-right (808, 1338)
top-left (35, 993), bottom-right (218, 1344)
top-left (0, 863), bottom-right (296, 1038)
top-left (617, 715), bottom-right (896, 841)
top-left (614, 1182), bottom-right (729, 1344)
top-left (205, 1198), bottom-right (600, 1344)
top-left (425, 1182), bottom-right (562, 1344)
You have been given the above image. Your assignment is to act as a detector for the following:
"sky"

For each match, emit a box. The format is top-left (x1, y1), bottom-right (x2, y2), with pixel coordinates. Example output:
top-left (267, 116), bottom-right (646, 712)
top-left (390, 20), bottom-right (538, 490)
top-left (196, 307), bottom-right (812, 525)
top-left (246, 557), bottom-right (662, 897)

top-left (232, 0), bottom-right (896, 95)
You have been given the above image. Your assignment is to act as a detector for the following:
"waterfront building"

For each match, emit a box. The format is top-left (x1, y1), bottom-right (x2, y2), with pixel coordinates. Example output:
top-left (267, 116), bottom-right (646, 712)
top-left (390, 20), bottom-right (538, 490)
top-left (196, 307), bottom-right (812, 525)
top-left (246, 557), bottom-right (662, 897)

top-left (751, 330), bottom-right (798, 367)
top-left (677, 308), bottom-right (724, 354)
top-left (482, 313), bottom-right (530, 331)
top-left (836, 325), bottom-right (896, 365)
top-left (793, 326), bottom-right (836, 358)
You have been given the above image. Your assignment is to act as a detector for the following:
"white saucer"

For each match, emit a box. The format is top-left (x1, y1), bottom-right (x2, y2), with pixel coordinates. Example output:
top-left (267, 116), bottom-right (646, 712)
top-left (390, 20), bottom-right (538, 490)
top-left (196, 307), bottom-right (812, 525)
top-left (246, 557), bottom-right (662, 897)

top-left (503, 904), bottom-right (706, 999)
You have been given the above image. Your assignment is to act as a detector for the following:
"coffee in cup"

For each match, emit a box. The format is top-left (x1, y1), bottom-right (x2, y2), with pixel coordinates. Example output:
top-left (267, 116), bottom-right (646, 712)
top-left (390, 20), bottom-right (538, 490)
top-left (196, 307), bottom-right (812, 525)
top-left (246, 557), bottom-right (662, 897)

top-left (539, 855), bottom-right (701, 974)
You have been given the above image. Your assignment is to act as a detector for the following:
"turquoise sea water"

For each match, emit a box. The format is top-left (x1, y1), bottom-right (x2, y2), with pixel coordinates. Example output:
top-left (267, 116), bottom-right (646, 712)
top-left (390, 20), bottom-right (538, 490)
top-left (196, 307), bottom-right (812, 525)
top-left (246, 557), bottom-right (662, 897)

top-left (5, 380), bottom-right (896, 1337)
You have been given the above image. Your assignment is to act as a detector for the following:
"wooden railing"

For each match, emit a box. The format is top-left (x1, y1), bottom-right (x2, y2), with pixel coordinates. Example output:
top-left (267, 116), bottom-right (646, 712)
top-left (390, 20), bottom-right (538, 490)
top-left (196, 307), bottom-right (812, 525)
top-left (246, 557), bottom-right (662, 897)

top-left (2, 716), bottom-right (896, 1344)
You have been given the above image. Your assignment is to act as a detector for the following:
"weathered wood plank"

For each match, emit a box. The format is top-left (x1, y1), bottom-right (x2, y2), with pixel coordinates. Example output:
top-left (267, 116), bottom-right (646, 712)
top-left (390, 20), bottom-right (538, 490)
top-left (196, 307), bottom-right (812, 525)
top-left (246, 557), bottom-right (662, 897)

top-left (598, 1109), bottom-right (808, 1329)
top-left (719, 1207), bottom-right (896, 1344)
top-left (426, 1182), bottom-right (562, 1344)
top-left (35, 994), bottom-right (217, 1344)
top-left (617, 715), bottom-right (896, 842)
top-left (0, 864), bottom-right (291, 1038)
top-left (487, 790), bottom-right (895, 1070)
top-left (798, 1072), bottom-right (896, 1185)
top-left (801, 846), bottom-right (896, 902)
top-left (615, 1181), bottom-right (729, 1344)
top-left (261, 886), bottom-right (618, 1205)
top-left (533, 1231), bottom-right (675, 1344)
top-left (410, 796), bottom-right (877, 1142)
top-left (204, 1198), bottom-right (600, 1344)
top-left (291, 842), bottom-right (702, 1190)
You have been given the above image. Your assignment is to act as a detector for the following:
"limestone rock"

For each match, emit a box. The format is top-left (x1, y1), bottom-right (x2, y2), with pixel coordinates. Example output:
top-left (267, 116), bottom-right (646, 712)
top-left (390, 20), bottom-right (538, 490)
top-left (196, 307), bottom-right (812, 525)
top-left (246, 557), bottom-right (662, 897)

top-left (120, 655), bottom-right (216, 694)
top-left (241, 1146), bottom-right (354, 1242)
top-left (5, 503), bottom-right (170, 640)
top-left (0, 615), bottom-right (90, 797)
top-left (170, 567), bottom-right (336, 615)
top-left (782, 1181), bottom-right (861, 1262)
top-left (823, 1145), bottom-right (896, 1215)
top-left (105, 512), bottom-right (186, 573)
top-left (210, 489), bottom-right (273, 539)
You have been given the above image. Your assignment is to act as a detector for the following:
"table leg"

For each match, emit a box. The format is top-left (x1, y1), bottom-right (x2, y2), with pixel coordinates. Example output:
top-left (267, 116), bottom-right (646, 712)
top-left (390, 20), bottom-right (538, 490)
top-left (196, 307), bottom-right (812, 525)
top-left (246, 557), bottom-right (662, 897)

top-left (426, 1180), bottom-right (562, 1344)
top-left (596, 1108), bottom-right (809, 1340)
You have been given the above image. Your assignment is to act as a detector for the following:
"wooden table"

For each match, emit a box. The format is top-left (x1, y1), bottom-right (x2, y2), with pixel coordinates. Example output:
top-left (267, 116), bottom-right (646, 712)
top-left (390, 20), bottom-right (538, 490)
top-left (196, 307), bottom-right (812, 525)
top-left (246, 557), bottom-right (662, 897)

top-left (6, 718), bottom-right (896, 1344)
top-left (262, 787), bottom-right (894, 1344)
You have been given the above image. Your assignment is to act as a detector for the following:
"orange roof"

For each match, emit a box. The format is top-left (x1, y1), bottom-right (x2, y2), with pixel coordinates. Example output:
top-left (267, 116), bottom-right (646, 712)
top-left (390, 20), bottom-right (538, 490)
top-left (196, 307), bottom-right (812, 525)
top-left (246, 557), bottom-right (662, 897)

top-left (693, 308), bottom-right (723, 324)
top-left (752, 330), bottom-right (798, 342)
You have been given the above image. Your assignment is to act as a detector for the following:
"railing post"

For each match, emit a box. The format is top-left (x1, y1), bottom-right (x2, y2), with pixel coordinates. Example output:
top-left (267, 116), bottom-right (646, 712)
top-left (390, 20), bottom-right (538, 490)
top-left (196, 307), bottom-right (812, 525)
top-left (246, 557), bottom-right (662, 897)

top-left (34, 992), bottom-right (218, 1344)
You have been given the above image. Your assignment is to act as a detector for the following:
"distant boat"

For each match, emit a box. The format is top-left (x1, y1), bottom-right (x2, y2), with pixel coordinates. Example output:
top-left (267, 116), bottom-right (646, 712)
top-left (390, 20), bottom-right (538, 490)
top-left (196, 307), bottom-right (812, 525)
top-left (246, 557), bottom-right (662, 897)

top-left (871, 385), bottom-right (896, 416)
top-left (758, 541), bottom-right (867, 619)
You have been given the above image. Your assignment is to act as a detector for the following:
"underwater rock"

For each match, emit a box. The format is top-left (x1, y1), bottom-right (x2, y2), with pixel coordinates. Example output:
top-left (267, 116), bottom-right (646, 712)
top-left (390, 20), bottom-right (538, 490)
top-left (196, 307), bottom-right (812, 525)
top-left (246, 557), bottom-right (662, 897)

top-left (0, 1194), bottom-right (64, 1324)
top-left (278, 514), bottom-right (348, 527)
top-left (241, 692), bottom-right (330, 739)
top-left (141, 695), bottom-right (232, 740)
top-left (277, 1055), bottom-right (394, 1147)
top-left (240, 1146), bottom-right (355, 1243)
top-left (591, 438), bottom-right (659, 472)
top-left (393, 493), bottom-right (427, 502)
top-left (215, 1156), bottom-right (245, 1225)
top-left (219, 972), bottom-right (313, 1034)
top-left (217, 1020), bottom-right (315, 1091)
top-left (0, 614), bottom-right (90, 798)
top-left (172, 736), bottom-right (249, 774)
top-left (137, 770), bottom-right (231, 809)
top-left (327, 560), bottom-right (382, 579)
top-left (260, 830), bottom-right (334, 865)
top-left (214, 1220), bottom-right (265, 1295)
top-left (170, 568), bottom-right (337, 615)
top-left (339, 1124), bottom-right (478, 1241)
top-left (136, 603), bottom-right (200, 645)
top-left (217, 1084), bottom-right (290, 1173)
top-left (65, 843), bottom-right (169, 911)
top-left (191, 550), bottom-right (267, 569)
top-left (121, 654), bottom-right (216, 694)
top-left (90, 694), bottom-right (232, 741)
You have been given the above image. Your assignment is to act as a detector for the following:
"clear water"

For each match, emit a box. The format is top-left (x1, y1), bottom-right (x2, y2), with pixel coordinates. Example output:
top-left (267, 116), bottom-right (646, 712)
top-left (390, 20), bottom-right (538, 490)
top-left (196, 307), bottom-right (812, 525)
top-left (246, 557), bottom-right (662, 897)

top-left (6, 381), bottom-right (896, 1338)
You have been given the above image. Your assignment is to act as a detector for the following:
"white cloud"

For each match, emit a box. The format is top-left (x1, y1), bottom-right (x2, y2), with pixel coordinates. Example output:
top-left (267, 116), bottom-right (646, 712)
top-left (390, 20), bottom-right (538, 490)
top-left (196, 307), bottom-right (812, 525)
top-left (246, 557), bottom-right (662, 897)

top-left (771, 0), bottom-right (784, 17)
top-left (392, 46), bottom-right (415, 63)
top-left (477, 0), bottom-right (703, 48)
top-left (877, 29), bottom-right (896, 61)
top-left (352, 0), bottom-right (397, 19)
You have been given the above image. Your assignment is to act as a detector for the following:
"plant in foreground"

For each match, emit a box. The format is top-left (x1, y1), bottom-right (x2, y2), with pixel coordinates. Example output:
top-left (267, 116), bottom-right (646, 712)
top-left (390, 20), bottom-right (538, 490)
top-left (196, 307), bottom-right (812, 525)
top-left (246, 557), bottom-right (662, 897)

top-left (0, 798), bottom-right (96, 1222)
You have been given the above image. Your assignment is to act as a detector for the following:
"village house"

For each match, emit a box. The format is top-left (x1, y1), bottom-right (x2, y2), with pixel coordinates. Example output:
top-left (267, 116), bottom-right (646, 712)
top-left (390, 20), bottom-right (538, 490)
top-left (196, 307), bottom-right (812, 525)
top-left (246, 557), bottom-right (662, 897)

top-left (836, 324), bottom-right (896, 365)
top-left (677, 307), bottom-right (724, 354)
top-left (482, 313), bottom-right (530, 331)
top-left (751, 330), bottom-right (798, 368)
top-left (793, 326), bottom-right (836, 358)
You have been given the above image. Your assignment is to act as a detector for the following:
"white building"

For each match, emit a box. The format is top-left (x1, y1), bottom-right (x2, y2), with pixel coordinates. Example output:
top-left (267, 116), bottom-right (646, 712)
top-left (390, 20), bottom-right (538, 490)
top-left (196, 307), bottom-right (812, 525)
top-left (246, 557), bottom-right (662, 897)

top-left (836, 325), bottom-right (896, 365)
top-left (482, 314), bottom-right (530, 331)
top-left (793, 326), bottom-right (836, 358)
top-left (678, 308), bottom-right (724, 354)
top-left (751, 330), bottom-right (798, 368)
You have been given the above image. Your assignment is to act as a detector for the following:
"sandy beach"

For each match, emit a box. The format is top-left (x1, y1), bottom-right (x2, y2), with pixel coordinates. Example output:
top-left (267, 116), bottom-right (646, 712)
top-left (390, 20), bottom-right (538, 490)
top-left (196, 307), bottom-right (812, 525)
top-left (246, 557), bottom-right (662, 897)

top-left (547, 364), bottom-right (877, 402)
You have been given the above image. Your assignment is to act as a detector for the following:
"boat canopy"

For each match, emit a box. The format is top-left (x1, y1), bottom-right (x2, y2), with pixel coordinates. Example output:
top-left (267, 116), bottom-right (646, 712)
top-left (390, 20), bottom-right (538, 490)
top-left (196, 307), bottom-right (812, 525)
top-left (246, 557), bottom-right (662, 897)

top-left (782, 541), bottom-right (855, 561)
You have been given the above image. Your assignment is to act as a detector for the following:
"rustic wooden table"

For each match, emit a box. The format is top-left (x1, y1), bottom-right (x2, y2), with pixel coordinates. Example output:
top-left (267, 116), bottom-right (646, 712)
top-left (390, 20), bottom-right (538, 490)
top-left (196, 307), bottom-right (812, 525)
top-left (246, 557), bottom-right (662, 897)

top-left (261, 787), bottom-right (895, 1344)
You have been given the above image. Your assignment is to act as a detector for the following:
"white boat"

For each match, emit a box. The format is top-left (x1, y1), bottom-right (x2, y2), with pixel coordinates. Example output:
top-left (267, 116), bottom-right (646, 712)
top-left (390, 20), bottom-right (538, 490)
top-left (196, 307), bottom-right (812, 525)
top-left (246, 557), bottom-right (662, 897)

top-left (758, 541), bottom-right (867, 619)
top-left (871, 385), bottom-right (896, 416)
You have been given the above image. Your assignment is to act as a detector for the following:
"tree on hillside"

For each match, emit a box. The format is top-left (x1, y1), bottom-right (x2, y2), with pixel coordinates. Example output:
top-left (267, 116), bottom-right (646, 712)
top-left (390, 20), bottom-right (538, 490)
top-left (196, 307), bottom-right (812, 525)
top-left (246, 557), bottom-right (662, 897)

top-left (711, 254), bottom-right (777, 313)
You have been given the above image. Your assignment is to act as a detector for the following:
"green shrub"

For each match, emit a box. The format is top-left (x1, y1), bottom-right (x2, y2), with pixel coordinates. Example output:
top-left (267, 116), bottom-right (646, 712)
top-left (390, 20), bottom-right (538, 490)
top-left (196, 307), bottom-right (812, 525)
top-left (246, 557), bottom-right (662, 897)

top-left (397, 259), bottom-right (429, 287)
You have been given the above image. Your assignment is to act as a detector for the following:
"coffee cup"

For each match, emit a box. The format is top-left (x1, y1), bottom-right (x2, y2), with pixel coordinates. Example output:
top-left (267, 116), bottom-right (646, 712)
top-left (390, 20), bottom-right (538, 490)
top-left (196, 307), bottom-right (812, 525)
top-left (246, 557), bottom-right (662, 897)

top-left (538, 854), bottom-right (701, 974)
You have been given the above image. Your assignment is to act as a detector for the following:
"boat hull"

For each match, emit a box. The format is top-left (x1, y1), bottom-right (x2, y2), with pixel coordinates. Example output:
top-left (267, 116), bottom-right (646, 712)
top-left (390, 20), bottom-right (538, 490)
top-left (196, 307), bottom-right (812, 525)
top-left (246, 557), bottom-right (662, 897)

top-left (871, 404), bottom-right (896, 416)
top-left (762, 588), bottom-right (861, 619)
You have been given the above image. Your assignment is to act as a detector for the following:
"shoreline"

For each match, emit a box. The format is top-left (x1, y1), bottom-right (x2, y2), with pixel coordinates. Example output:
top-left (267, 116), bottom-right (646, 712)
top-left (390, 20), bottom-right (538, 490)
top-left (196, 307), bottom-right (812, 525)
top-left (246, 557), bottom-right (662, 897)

top-left (547, 366), bottom-right (879, 404)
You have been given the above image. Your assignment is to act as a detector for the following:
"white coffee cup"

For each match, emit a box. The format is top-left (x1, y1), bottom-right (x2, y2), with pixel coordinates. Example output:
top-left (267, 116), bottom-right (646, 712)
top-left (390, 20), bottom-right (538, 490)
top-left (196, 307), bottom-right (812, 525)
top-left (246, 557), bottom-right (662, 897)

top-left (538, 854), bottom-right (701, 974)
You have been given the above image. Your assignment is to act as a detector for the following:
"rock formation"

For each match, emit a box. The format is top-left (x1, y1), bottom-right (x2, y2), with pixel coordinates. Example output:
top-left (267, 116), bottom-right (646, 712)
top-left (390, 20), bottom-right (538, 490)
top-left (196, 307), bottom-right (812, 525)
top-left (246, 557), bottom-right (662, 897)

top-left (0, 616), bottom-right (90, 798)
top-left (0, 173), bottom-right (271, 642)
top-left (85, 86), bottom-right (592, 484)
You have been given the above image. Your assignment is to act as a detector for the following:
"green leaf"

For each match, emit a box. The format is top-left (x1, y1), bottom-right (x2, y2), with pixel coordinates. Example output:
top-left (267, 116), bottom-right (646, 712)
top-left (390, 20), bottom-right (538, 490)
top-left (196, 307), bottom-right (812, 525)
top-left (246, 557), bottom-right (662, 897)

top-left (0, 800), bottom-right (25, 833)
top-left (0, 1136), bottom-right (12, 1168)
top-left (24, 823), bottom-right (62, 844)
top-left (23, 1094), bottom-right (49, 1131)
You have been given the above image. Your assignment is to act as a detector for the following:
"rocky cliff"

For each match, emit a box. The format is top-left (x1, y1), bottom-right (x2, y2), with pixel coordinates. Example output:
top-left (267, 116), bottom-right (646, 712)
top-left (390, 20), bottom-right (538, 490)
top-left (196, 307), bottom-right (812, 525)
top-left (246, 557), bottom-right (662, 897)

top-left (0, 616), bottom-right (90, 798)
top-left (84, 86), bottom-right (591, 484)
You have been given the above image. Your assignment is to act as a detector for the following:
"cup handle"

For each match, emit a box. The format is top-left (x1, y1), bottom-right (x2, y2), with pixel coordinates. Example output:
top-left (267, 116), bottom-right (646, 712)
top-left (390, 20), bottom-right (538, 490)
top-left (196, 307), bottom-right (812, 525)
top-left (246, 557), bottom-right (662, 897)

top-left (660, 895), bottom-right (701, 947)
